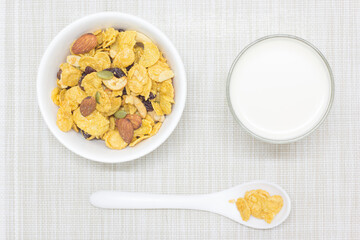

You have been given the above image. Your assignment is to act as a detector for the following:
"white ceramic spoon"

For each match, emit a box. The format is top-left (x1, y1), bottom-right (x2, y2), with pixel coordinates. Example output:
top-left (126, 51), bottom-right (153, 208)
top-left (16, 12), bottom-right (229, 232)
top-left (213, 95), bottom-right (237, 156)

top-left (90, 180), bottom-right (291, 229)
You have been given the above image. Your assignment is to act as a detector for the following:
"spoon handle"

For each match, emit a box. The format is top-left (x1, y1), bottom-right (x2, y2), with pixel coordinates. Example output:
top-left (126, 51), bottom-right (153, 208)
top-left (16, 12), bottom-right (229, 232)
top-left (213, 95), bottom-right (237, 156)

top-left (90, 191), bottom-right (212, 210)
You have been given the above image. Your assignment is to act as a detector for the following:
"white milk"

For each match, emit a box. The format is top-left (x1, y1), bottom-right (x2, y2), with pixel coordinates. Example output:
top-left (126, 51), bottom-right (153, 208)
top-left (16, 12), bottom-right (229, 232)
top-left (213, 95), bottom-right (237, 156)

top-left (228, 37), bottom-right (332, 141)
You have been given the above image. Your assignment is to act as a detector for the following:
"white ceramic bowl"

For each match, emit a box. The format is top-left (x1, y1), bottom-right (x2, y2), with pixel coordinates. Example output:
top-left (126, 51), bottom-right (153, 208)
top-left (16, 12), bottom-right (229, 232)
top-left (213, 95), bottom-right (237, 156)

top-left (37, 12), bottom-right (187, 163)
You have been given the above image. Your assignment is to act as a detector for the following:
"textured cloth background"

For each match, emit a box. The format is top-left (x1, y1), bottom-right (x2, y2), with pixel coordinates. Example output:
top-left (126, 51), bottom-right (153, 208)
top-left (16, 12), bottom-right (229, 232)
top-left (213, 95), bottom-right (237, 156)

top-left (0, 0), bottom-right (359, 239)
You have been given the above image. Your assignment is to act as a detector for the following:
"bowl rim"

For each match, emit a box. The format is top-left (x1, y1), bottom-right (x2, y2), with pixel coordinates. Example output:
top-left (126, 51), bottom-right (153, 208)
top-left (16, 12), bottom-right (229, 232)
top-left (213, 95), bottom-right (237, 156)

top-left (226, 34), bottom-right (335, 144)
top-left (37, 12), bottom-right (187, 163)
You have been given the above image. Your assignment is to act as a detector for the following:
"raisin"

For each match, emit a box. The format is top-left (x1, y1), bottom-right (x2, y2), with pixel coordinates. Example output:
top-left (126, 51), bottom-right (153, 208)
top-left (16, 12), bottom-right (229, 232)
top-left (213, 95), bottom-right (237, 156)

top-left (122, 88), bottom-right (127, 96)
top-left (126, 64), bottom-right (134, 72)
top-left (80, 129), bottom-right (92, 140)
top-left (116, 28), bottom-right (125, 32)
top-left (84, 66), bottom-right (96, 75)
top-left (57, 69), bottom-right (62, 79)
top-left (103, 68), bottom-right (125, 78)
top-left (138, 95), bottom-right (154, 112)
top-left (149, 92), bottom-right (156, 100)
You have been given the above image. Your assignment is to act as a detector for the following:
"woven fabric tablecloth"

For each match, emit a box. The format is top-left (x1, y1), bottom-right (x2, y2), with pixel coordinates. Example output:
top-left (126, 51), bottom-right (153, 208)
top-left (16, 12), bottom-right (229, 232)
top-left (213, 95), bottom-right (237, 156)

top-left (1, 0), bottom-right (359, 239)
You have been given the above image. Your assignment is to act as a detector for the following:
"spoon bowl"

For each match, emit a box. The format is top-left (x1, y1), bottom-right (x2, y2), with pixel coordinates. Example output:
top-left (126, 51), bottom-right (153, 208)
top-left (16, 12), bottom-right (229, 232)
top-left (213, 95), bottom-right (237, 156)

top-left (90, 180), bottom-right (291, 229)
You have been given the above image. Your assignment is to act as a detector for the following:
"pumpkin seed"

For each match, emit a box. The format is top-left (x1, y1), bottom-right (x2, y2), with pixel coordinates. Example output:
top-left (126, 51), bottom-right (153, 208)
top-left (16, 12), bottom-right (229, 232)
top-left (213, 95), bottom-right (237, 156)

top-left (114, 110), bottom-right (127, 119)
top-left (95, 91), bottom-right (100, 104)
top-left (97, 70), bottom-right (114, 80)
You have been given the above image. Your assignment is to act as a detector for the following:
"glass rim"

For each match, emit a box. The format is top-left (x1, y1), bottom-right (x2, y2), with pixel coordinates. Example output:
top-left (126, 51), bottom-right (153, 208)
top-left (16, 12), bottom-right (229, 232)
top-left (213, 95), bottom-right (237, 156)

top-left (226, 34), bottom-right (335, 144)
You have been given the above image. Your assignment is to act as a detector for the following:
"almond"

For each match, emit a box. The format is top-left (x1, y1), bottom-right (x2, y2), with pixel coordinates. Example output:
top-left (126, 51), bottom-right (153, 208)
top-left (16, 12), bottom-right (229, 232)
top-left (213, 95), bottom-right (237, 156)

top-left (125, 114), bottom-right (142, 130)
top-left (116, 118), bottom-right (134, 144)
top-left (71, 33), bottom-right (97, 54)
top-left (80, 96), bottom-right (96, 117)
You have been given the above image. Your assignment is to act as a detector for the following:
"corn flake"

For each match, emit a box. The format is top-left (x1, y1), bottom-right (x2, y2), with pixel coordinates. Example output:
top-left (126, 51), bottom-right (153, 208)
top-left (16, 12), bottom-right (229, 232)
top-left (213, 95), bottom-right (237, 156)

top-left (133, 119), bottom-right (152, 137)
top-left (148, 61), bottom-right (170, 81)
top-left (118, 31), bottom-right (136, 48)
top-left (95, 90), bottom-right (111, 113)
top-left (103, 97), bottom-right (122, 116)
top-left (81, 72), bottom-right (102, 96)
top-left (134, 45), bottom-right (144, 64)
top-left (234, 189), bottom-right (283, 224)
top-left (79, 52), bottom-right (111, 71)
top-left (160, 80), bottom-right (175, 99)
top-left (103, 130), bottom-right (128, 150)
top-left (56, 106), bottom-right (73, 132)
top-left (129, 135), bottom-right (150, 147)
top-left (51, 87), bottom-right (61, 106)
top-left (235, 198), bottom-right (251, 221)
top-left (112, 46), bottom-right (135, 68)
top-left (73, 108), bottom-right (109, 137)
top-left (59, 63), bottom-right (82, 87)
top-left (124, 104), bottom-right (137, 114)
top-left (102, 28), bottom-right (118, 48)
top-left (128, 64), bottom-right (148, 94)
top-left (62, 86), bottom-right (86, 110)
top-left (109, 116), bottom-right (116, 130)
top-left (151, 101), bottom-right (163, 116)
top-left (150, 122), bottom-right (162, 136)
top-left (139, 42), bottom-right (160, 67)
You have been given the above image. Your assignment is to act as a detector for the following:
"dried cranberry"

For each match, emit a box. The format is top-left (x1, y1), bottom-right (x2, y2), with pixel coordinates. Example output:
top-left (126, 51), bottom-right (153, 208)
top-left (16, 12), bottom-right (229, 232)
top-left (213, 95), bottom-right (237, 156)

top-left (57, 69), bottom-right (62, 79)
top-left (126, 64), bottom-right (134, 72)
top-left (103, 68), bottom-right (125, 78)
top-left (78, 76), bottom-right (85, 90)
top-left (138, 95), bottom-right (154, 112)
top-left (79, 129), bottom-right (92, 139)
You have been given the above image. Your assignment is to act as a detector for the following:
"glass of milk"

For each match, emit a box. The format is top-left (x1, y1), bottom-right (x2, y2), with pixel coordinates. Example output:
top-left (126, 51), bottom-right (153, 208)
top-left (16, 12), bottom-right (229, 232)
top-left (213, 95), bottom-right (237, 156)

top-left (227, 35), bottom-right (334, 143)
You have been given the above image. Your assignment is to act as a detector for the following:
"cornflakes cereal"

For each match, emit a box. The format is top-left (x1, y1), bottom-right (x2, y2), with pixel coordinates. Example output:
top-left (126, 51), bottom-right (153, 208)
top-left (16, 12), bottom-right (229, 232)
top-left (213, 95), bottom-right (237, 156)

top-left (109, 116), bottom-right (116, 130)
top-left (127, 64), bottom-right (149, 94)
top-left (233, 189), bottom-right (283, 224)
top-left (134, 45), bottom-right (144, 63)
top-left (95, 90), bottom-right (111, 113)
top-left (56, 106), bottom-right (73, 132)
top-left (72, 123), bottom-right (79, 132)
top-left (118, 31), bottom-right (136, 47)
top-left (73, 108), bottom-right (109, 137)
top-left (51, 87), bottom-right (61, 106)
top-left (150, 122), bottom-right (162, 136)
top-left (158, 80), bottom-right (175, 114)
top-left (129, 135), bottom-right (150, 147)
top-left (148, 61), bottom-right (170, 81)
top-left (103, 97), bottom-right (122, 116)
top-left (103, 130), bottom-right (128, 150)
top-left (235, 198), bottom-right (251, 221)
top-left (123, 103), bottom-right (137, 115)
top-left (81, 72), bottom-right (102, 96)
top-left (139, 42), bottom-right (160, 67)
top-left (58, 89), bottom-right (67, 106)
top-left (62, 86), bottom-right (86, 110)
top-left (133, 119), bottom-right (153, 138)
top-left (101, 28), bottom-right (118, 48)
top-left (79, 52), bottom-right (111, 71)
top-left (59, 63), bottom-right (82, 87)
top-left (51, 28), bottom-right (175, 150)
top-left (112, 46), bottom-right (135, 68)
top-left (151, 101), bottom-right (163, 116)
